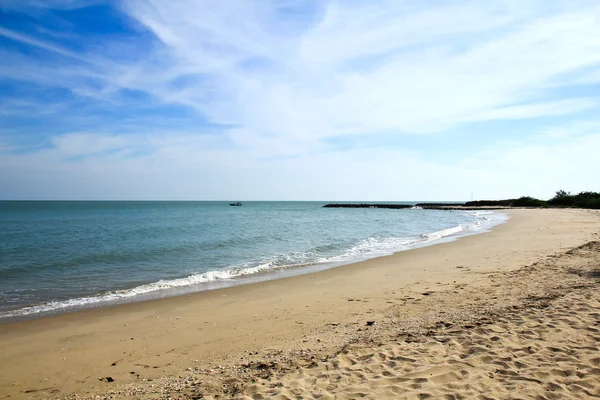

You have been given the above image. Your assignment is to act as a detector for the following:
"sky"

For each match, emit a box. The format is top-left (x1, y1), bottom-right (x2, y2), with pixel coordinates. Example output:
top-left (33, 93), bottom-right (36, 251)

top-left (1, 0), bottom-right (599, 201)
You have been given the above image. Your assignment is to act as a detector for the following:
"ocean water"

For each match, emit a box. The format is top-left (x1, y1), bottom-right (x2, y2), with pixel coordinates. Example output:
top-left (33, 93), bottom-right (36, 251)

top-left (0, 201), bottom-right (506, 320)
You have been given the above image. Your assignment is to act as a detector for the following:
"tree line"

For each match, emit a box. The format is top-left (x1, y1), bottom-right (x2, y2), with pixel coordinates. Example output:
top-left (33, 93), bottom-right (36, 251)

top-left (464, 190), bottom-right (600, 209)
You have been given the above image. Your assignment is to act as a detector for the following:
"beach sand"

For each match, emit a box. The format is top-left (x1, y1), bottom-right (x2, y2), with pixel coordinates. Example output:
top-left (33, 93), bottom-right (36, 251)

top-left (1, 208), bottom-right (599, 399)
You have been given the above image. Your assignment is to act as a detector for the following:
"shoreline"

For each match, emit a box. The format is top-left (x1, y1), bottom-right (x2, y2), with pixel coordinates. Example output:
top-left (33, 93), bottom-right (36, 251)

top-left (1, 208), bottom-right (599, 399)
top-left (0, 209), bottom-right (505, 322)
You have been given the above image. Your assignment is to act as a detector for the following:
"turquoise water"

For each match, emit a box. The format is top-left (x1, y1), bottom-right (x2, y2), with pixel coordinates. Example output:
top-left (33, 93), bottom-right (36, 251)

top-left (0, 201), bottom-right (506, 320)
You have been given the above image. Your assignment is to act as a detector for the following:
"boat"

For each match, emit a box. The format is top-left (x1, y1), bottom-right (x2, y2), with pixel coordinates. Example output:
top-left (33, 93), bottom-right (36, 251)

top-left (229, 202), bottom-right (242, 206)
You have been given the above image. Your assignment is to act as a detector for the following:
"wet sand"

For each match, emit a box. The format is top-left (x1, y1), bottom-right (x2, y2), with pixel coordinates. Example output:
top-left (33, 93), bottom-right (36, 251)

top-left (0, 208), bottom-right (599, 399)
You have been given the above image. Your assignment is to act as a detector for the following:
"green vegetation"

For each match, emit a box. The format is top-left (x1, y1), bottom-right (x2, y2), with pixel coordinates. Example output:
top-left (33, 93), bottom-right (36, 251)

top-left (511, 196), bottom-right (549, 208)
top-left (464, 190), bottom-right (600, 209)
top-left (547, 190), bottom-right (600, 209)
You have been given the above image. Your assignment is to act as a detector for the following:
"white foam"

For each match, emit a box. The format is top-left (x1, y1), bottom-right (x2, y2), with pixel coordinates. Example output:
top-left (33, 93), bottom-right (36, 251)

top-left (0, 210), bottom-right (508, 320)
top-left (0, 264), bottom-right (274, 319)
top-left (421, 225), bottom-right (464, 240)
top-left (317, 236), bottom-right (414, 263)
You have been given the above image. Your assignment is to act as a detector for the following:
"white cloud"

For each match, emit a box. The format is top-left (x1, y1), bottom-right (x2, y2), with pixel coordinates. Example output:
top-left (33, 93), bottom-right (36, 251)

top-left (2, 0), bottom-right (600, 199)
top-left (466, 98), bottom-right (599, 122)
top-left (110, 0), bottom-right (600, 142)
top-left (4, 0), bottom-right (600, 139)
top-left (2, 124), bottom-right (599, 200)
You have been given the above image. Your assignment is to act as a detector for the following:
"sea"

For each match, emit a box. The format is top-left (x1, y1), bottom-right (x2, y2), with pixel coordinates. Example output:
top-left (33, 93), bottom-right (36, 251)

top-left (0, 201), bottom-right (507, 321)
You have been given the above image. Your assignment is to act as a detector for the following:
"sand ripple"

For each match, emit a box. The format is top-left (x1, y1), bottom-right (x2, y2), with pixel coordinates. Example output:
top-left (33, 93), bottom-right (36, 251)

top-left (239, 287), bottom-right (600, 399)
top-left (62, 239), bottom-right (600, 400)
top-left (232, 242), bottom-right (600, 400)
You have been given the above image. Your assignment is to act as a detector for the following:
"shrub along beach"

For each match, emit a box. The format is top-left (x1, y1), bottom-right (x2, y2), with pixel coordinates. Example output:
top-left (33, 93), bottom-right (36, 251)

top-left (1, 207), bottom-right (600, 399)
top-left (465, 190), bottom-right (600, 209)
top-left (323, 190), bottom-right (600, 210)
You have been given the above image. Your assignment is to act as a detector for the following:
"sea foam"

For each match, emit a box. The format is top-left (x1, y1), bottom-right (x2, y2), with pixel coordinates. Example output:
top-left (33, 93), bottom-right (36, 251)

top-left (0, 206), bottom-right (507, 320)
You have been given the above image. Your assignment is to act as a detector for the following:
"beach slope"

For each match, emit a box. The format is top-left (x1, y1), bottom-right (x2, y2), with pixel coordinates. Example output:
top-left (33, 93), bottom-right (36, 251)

top-left (0, 209), bottom-right (599, 399)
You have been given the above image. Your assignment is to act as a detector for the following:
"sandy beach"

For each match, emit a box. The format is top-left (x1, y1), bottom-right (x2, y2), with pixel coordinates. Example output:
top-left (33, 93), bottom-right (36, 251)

top-left (1, 208), bottom-right (600, 399)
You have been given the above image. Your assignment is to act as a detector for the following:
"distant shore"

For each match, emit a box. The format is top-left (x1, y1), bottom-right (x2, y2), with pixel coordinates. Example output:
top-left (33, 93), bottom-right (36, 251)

top-left (323, 190), bottom-right (600, 210)
top-left (323, 203), bottom-right (513, 210)
top-left (0, 208), bottom-right (599, 399)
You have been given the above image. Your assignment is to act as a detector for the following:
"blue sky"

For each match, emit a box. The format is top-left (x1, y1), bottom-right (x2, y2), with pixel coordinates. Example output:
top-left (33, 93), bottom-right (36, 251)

top-left (1, 0), bottom-right (599, 200)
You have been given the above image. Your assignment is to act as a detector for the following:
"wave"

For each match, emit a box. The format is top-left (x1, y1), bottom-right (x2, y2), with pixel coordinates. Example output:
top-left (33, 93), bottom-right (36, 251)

top-left (0, 210), bottom-right (506, 320)
top-left (421, 225), bottom-right (464, 240)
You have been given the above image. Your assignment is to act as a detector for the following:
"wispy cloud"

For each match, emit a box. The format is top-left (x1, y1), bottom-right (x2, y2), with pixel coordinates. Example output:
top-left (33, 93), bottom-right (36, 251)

top-left (1, 0), bottom-right (600, 199)
top-left (0, 0), bottom-right (100, 12)
top-left (0, 26), bottom-right (87, 61)
top-left (115, 1), bottom-right (600, 135)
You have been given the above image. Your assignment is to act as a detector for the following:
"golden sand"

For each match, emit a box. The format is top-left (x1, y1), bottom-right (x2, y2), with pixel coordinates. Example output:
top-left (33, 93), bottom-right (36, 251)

top-left (0, 208), bottom-right (599, 399)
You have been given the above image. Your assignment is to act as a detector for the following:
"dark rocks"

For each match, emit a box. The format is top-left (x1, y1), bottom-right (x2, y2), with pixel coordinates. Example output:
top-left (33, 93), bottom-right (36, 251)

top-left (323, 203), bottom-right (412, 209)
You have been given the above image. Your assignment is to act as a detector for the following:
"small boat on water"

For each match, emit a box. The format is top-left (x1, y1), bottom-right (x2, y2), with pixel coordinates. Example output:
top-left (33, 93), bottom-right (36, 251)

top-left (229, 202), bottom-right (242, 206)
